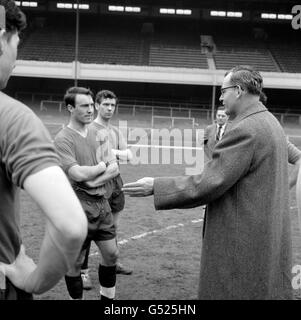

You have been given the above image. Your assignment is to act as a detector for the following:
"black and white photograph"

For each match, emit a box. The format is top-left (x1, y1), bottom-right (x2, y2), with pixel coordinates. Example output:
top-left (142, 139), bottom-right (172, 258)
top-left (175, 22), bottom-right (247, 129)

top-left (0, 0), bottom-right (301, 305)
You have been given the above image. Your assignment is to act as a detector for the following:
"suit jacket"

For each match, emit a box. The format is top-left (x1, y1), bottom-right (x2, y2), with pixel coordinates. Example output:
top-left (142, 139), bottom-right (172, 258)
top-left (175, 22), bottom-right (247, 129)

top-left (154, 101), bottom-right (292, 300)
top-left (203, 123), bottom-right (226, 161)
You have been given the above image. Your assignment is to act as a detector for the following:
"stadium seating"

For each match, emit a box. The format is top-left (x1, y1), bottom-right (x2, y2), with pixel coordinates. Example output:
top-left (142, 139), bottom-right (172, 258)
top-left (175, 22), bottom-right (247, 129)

top-left (78, 25), bottom-right (144, 65)
top-left (149, 24), bottom-right (208, 69)
top-left (268, 35), bottom-right (301, 73)
top-left (17, 18), bottom-right (301, 74)
top-left (18, 22), bottom-right (144, 65)
top-left (18, 25), bottom-right (75, 62)
top-left (212, 30), bottom-right (280, 72)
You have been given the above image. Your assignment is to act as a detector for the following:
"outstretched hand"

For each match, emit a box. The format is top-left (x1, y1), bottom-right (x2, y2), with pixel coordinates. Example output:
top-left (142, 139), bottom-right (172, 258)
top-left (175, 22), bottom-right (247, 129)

top-left (0, 245), bottom-right (36, 292)
top-left (122, 177), bottom-right (154, 197)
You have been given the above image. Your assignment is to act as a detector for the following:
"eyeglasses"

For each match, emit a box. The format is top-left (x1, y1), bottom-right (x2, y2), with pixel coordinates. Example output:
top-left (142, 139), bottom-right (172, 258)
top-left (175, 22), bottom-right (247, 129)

top-left (220, 85), bottom-right (237, 96)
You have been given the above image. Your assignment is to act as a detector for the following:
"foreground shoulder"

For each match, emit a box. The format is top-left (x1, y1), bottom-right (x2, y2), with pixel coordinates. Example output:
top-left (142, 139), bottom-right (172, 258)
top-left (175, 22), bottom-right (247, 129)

top-left (0, 92), bottom-right (37, 120)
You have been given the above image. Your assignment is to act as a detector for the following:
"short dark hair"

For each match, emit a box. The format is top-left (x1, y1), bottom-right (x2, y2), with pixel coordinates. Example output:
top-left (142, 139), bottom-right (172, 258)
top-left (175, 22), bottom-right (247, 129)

top-left (216, 106), bottom-right (226, 112)
top-left (95, 90), bottom-right (118, 105)
top-left (259, 91), bottom-right (267, 105)
top-left (225, 65), bottom-right (263, 96)
top-left (64, 86), bottom-right (93, 108)
top-left (1, 0), bottom-right (27, 34)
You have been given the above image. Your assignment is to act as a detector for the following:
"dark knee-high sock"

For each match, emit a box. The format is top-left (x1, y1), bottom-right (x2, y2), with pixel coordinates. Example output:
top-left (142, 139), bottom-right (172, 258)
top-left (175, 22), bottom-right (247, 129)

top-left (81, 246), bottom-right (90, 270)
top-left (81, 244), bottom-right (91, 271)
top-left (65, 275), bottom-right (83, 300)
top-left (98, 264), bottom-right (116, 300)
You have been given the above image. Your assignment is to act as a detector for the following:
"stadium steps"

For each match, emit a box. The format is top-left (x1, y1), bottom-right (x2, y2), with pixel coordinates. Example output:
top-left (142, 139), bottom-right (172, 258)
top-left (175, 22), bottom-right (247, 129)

top-left (268, 43), bottom-right (301, 73)
top-left (212, 35), bottom-right (280, 72)
top-left (213, 51), bottom-right (279, 72)
top-left (18, 25), bottom-right (144, 65)
top-left (149, 46), bottom-right (208, 69)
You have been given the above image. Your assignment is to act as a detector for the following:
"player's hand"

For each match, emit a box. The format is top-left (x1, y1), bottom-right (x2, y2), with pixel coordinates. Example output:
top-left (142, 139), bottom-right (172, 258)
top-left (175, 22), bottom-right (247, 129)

top-left (122, 177), bottom-right (154, 197)
top-left (98, 161), bottom-right (106, 171)
top-left (111, 149), bottom-right (117, 157)
top-left (0, 245), bottom-right (37, 292)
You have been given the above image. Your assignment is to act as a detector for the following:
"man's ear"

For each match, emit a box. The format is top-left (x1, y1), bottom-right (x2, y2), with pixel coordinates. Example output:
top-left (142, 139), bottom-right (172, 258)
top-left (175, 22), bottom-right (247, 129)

top-left (0, 29), bottom-right (6, 56)
top-left (94, 103), bottom-right (99, 111)
top-left (0, 5), bottom-right (5, 29)
top-left (236, 85), bottom-right (243, 98)
top-left (67, 104), bottom-right (74, 113)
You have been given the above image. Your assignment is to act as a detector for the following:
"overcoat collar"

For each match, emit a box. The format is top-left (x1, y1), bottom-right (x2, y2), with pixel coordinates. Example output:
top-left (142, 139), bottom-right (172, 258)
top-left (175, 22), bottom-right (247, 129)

top-left (228, 101), bottom-right (267, 126)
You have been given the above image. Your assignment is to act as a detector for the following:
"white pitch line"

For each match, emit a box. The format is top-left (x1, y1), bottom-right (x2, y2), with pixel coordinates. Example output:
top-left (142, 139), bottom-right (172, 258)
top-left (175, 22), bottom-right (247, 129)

top-left (131, 233), bottom-right (149, 240)
top-left (128, 144), bottom-right (203, 151)
top-left (288, 135), bottom-right (301, 139)
top-left (118, 239), bottom-right (129, 245)
top-left (165, 225), bottom-right (178, 230)
top-left (191, 219), bottom-right (203, 223)
top-left (88, 218), bottom-right (204, 258)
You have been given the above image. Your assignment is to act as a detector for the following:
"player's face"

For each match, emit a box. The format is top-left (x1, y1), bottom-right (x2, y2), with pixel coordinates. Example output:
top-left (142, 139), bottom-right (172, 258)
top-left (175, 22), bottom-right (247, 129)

top-left (96, 98), bottom-right (116, 120)
top-left (219, 73), bottom-right (238, 116)
top-left (0, 32), bottom-right (19, 90)
top-left (216, 110), bottom-right (228, 125)
top-left (72, 94), bottom-right (94, 125)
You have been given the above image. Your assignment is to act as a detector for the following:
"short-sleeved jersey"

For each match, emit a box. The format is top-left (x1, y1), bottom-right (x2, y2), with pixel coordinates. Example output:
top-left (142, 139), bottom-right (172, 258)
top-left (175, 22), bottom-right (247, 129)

top-left (54, 125), bottom-right (115, 199)
top-left (0, 92), bottom-right (60, 264)
top-left (287, 139), bottom-right (301, 164)
top-left (90, 121), bottom-right (127, 152)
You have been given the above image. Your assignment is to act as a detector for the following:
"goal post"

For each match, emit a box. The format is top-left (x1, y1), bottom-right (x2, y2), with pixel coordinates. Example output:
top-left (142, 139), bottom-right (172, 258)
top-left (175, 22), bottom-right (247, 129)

top-left (40, 100), bottom-right (64, 112)
top-left (151, 115), bottom-right (195, 128)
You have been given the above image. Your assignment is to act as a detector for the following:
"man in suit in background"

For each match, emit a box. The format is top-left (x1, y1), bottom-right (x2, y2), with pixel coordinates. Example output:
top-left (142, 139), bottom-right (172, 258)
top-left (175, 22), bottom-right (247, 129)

top-left (201, 107), bottom-right (228, 237)
top-left (203, 106), bottom-right (228, 161)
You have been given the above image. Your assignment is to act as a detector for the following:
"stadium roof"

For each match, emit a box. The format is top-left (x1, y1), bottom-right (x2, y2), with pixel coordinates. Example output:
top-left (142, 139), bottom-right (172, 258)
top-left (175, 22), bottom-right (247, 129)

top-left (37, 0), bottom-right (298, 7)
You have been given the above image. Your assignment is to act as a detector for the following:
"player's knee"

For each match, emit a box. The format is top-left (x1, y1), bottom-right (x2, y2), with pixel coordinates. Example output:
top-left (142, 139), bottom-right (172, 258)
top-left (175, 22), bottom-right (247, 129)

top-left (103, 246), bottom-right (119, 265)
top-left (110, 246), bottom-right (119, 264)
top-left (67, 264), bottom-right (81, 277)
top-left (68, 254), bottom-right (86, 275)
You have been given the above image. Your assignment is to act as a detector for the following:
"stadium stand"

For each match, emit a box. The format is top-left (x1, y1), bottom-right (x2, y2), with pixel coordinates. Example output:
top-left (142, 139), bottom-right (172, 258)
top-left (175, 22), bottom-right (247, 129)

top-left (210, 24), bottom-right (280, 72)
top-left (149, 22), bottom-right (208, 69)
top-left (19, 25), bottom-right (75, 62)
top-left (12, 4), bottom-right (301, 124)
top-left (78, 23), bottom-right (144, 65)
top-left (18, 17), bottom-right (208, 68)
top-left (268, 35), bottom-right (301, 73)
top-left (18, 15), bottom-right (301, 75)
top-left (19, 18), bottom-right (145, 65)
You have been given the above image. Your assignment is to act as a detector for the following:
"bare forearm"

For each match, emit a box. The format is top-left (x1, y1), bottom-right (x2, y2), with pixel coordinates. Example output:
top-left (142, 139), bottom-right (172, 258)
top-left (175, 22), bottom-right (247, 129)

top-left (24, 220), bottom-right (84, 294)
top-left (69, 162), bottom-right (106, 182)
top-left (113, 149), bottom-right (133, 161)
top-left (22, 166), bottom-right (87, 293)
top-left (85, 163), bottom-right (119, 188)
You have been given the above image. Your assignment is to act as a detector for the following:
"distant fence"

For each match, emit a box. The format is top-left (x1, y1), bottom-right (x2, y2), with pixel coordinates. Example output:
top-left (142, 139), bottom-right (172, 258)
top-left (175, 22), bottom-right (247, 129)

top-left (151, 115), bottom-right (196, 128)
top-left (16, 91), bottom-right (63, 104)
top-left (274, 113), bottom-right (301, 125)
top-left (40, 100), bottom-right (64, 112)
top-left (14, 91), bottom-right (301, 127)
top-left (116, 103), bottom-right (212, 121)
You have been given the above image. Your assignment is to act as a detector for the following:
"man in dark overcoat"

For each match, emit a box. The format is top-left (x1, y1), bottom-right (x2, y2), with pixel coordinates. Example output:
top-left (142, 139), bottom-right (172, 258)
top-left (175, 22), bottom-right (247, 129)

top-left (123, 66), bottom-right (293, 300)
